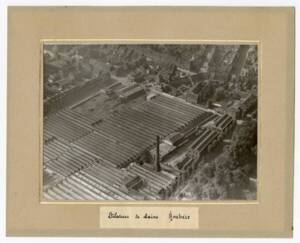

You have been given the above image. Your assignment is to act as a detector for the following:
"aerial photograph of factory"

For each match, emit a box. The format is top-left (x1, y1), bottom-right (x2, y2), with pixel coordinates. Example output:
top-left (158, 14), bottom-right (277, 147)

top-left (43, 44), bottom-right (258, 201)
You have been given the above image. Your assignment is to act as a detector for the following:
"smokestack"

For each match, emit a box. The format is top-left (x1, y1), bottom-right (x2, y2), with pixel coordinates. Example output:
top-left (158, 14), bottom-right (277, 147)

top-left (156, 135), bottom-right (161, 172)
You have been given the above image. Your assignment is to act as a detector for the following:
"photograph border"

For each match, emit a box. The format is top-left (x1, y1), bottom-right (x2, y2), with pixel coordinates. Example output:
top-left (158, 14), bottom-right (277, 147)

top-left (40, 39), bottom-right (261, 205)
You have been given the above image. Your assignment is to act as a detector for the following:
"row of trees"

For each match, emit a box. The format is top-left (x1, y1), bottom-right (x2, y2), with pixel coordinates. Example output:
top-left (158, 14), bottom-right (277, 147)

top-left (192, 120), bottom-right (257, 200)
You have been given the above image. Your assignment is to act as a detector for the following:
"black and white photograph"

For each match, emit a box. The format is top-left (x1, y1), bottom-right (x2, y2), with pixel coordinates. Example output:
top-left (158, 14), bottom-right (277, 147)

top-left (43, 43), bottom-right (258, 201)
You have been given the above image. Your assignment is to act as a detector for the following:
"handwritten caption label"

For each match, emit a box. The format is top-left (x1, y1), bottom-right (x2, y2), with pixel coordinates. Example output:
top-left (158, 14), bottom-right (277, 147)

top-left (99, 206), bottom-right (199, 229)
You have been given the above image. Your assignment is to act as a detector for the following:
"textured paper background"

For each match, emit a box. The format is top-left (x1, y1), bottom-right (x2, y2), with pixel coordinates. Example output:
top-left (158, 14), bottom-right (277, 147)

top-left (6, 7), bottom-right (294, 237)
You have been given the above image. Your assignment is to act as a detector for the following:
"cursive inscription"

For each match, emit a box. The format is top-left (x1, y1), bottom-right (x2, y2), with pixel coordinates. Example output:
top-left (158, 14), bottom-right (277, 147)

top-left (108, 211), bottom-right (129, 219)
top-left (143, 213), bottom-right (159, 219)
top-left (169, 211), bottom-right (191, 222)
top-left (100, 207), bottom-right (198, 229)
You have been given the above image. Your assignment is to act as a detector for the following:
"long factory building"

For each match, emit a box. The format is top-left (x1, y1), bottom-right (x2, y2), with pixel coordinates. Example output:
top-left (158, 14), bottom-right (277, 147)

top-left (43, 92), bottom-right (232, 200)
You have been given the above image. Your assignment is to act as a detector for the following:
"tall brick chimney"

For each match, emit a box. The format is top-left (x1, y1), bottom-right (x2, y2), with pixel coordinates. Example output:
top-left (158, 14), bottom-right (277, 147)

top-left (156, 135), bottom-right (161, 172)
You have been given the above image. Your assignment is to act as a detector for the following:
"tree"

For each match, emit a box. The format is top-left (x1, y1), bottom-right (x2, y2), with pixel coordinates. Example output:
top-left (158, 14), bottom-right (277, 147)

top-left (189, 59), bottom-right (198, 72)
top-left (230, 120), bottom-right (257, 165)
top-left (202, 183), bottom-right (219, 200)
top-left (213, 87), bottom-right (225, 101)
top-left (161, 84), bottom-right (172, 94)
top-left (215, 165), bottom-right (233, 186)
top-left (216, 185), bottom-right (228, 200)
top-left (192, 184), bottom-right (203, 199)
top-left (98, 71), bottom-right (111, 81)
top-left (208, 186), bottom-right (219, 200)
top-left (231, 168), bottom-right (249, 189)
top-left (242, 163), bottom-right (254, 177)
top-left (200, 82), bottom-right (215, 102)
top-left (215, 154), bottom-right (238, 171)
top-left (202, 163), bottom-right (215, 179)
top-left (206, 98), bottom-right (213, 108)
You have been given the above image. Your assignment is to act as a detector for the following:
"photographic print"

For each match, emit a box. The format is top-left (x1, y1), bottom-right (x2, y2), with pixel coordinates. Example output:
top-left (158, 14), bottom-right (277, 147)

top-left (42, 43), bottom-right (258, 201)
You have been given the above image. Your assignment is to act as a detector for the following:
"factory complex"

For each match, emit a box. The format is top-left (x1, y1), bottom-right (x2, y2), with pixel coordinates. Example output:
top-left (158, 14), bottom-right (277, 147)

top-left (43, 80), bottom-right (234, 200)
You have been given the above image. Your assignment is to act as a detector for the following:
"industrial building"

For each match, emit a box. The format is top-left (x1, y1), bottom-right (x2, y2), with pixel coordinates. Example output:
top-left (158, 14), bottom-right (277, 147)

top-left (43, 89), bottom-right (227, 200)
